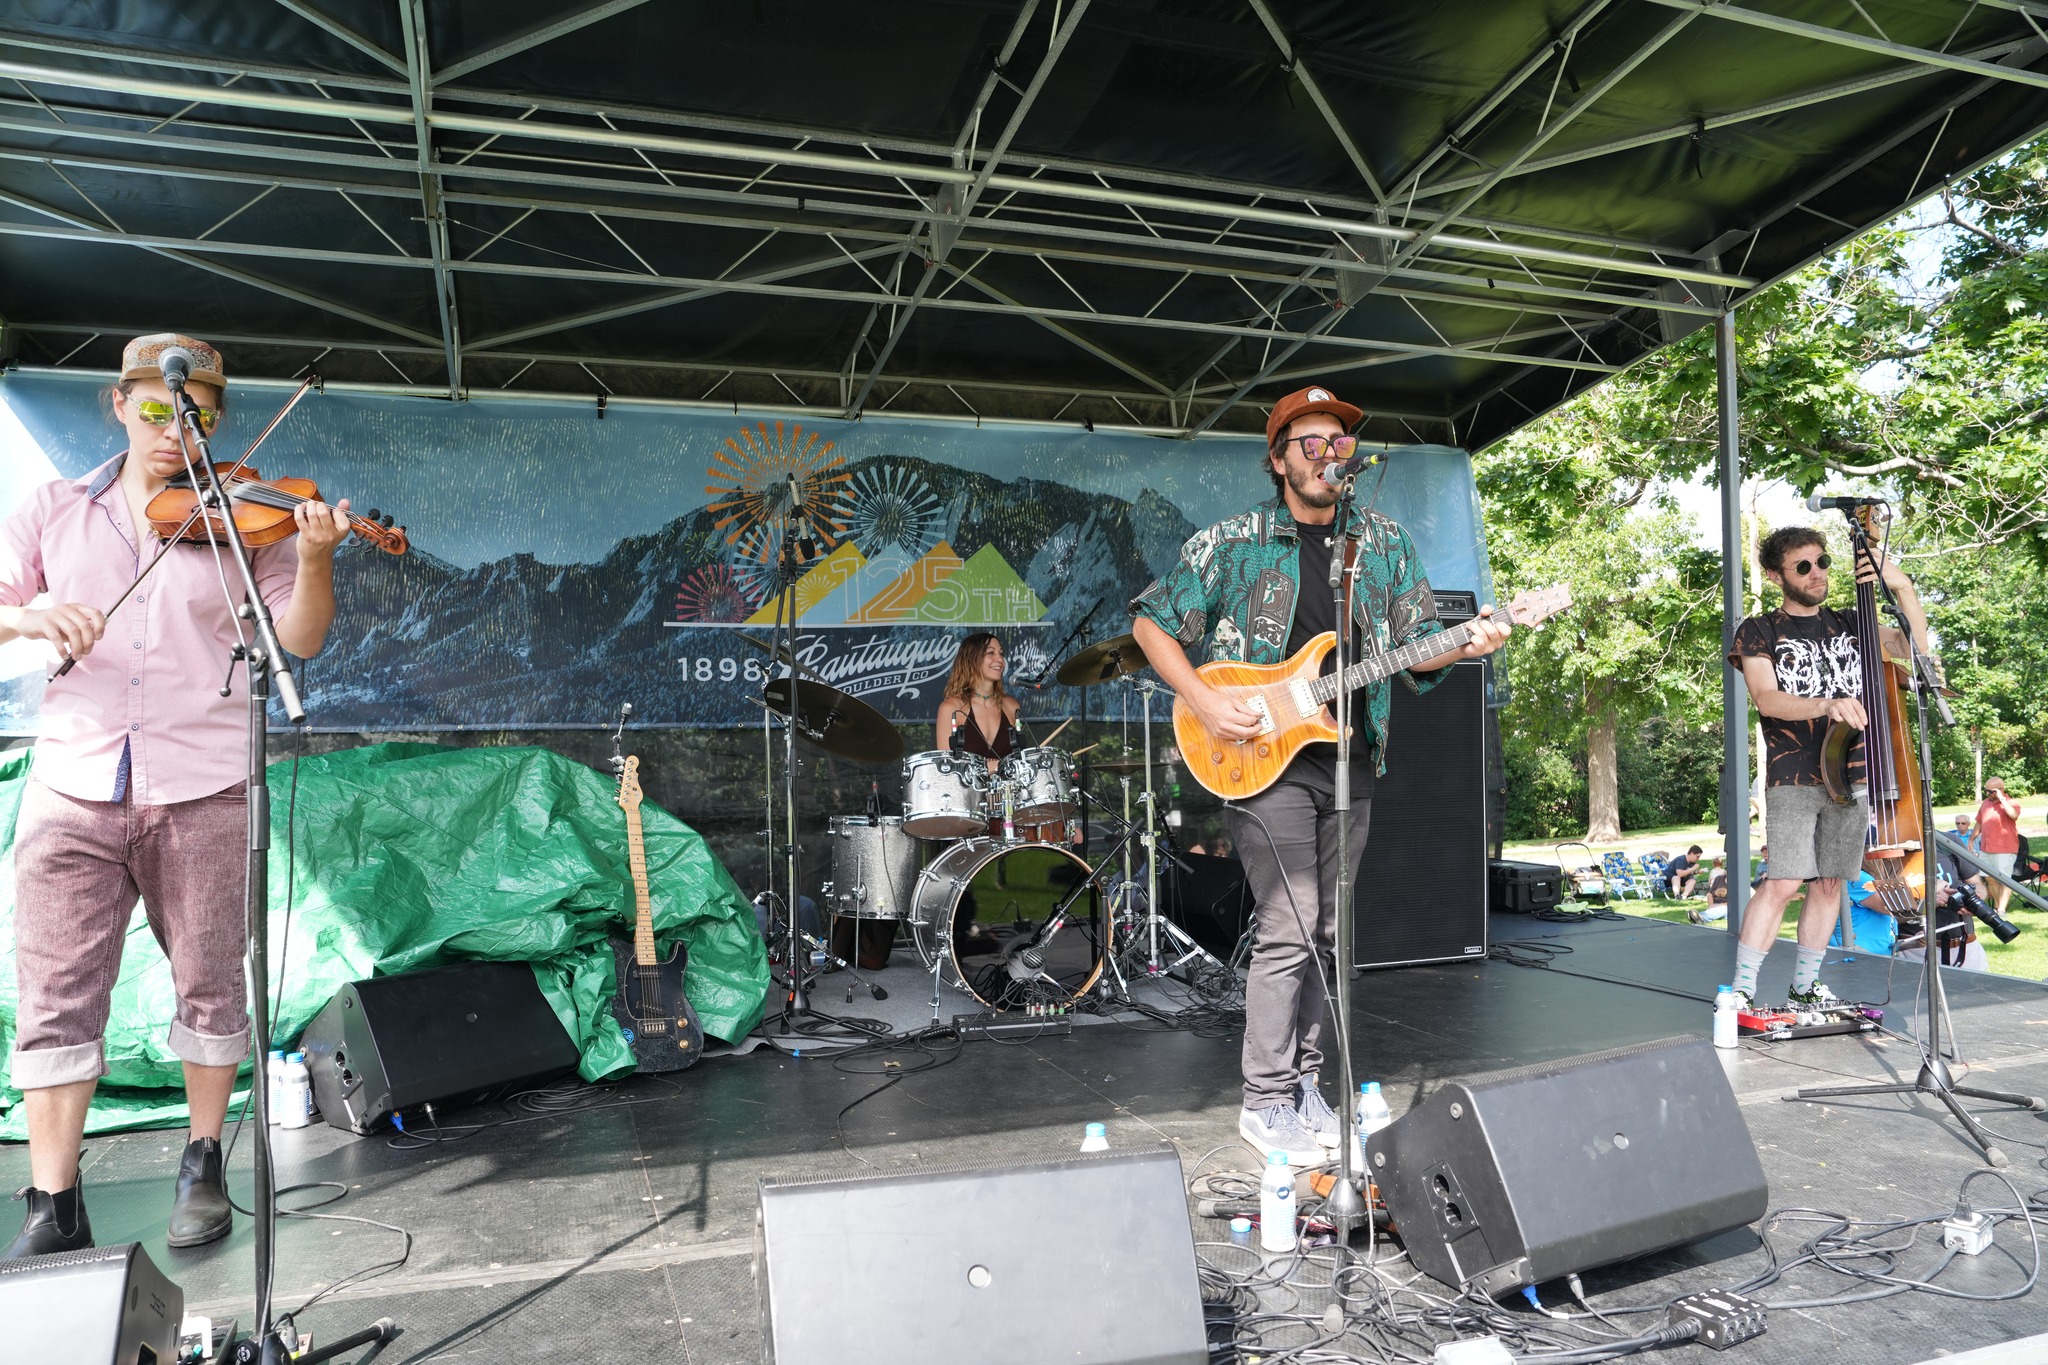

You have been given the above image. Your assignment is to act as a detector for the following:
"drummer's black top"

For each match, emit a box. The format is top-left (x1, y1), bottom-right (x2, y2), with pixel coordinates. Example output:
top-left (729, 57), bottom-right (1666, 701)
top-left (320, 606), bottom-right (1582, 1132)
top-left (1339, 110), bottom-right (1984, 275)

top-left (950, 703), bottom-right (1015, 761)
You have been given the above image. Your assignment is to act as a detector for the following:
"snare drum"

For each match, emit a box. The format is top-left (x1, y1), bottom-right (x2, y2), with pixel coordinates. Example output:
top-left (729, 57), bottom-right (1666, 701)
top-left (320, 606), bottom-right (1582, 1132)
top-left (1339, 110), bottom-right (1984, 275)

top-left (902, 750), bottom-right (990, 838)
top-left (821, 815), bottom-right (921, 920)
top-left (909, 838), bottom-right (1103, 1007)
top-left (1001, 746), bottom-right (1077, 823)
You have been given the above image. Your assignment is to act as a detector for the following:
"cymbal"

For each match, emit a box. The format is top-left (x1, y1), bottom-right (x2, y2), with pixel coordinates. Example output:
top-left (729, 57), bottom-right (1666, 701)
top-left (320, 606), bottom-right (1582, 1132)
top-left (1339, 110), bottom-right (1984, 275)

top-left (760, 678), bottom-right (903, 763)
top-left (1056, 633), bottom-right (1149, 686)
top-left (725, 628), bottom-right (822, 681)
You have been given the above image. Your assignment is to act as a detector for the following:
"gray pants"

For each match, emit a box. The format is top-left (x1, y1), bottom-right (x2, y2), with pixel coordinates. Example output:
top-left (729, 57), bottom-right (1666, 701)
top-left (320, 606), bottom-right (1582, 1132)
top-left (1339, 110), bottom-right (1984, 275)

top-left (1226, 783), bottom-right (1371, 1110)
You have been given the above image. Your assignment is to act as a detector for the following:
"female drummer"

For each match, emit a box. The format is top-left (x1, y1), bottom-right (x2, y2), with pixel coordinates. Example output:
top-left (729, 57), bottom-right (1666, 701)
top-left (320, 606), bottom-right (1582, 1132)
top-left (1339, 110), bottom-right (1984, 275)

top-left (0, 333), bottom-right (351, 1259)
top-left (935, 631), bottom-right (1019, 774)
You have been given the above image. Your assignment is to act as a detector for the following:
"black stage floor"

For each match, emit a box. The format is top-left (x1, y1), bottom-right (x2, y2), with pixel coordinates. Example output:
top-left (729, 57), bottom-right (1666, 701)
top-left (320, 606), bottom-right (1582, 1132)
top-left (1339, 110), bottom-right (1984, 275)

top-left (10, 912), bottom-right (2048, 1364)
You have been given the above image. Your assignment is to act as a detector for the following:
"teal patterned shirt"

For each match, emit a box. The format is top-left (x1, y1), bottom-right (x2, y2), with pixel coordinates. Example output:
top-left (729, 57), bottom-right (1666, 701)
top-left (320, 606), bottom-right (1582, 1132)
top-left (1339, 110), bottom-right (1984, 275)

top-left (1130, 496), bottom-right (1444, 775)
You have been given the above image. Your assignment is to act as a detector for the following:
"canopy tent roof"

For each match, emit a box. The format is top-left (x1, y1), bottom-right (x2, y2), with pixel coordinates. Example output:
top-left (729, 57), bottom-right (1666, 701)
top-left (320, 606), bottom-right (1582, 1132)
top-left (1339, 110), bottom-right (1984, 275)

top-left (1, 1), bottom-right (2045, 447)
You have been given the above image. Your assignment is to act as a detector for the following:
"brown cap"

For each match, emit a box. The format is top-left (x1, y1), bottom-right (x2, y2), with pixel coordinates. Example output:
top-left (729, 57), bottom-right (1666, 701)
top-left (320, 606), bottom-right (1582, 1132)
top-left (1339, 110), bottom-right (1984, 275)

top-left (1264, 385), bottom-right (1363, 448)
top-left (120, 333), bottom-right (226, 390)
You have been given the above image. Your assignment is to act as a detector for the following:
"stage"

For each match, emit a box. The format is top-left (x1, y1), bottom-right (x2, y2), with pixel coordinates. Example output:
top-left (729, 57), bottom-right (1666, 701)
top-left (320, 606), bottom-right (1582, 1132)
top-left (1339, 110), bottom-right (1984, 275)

top-left (8, 911), bottom-right (2046, 1364)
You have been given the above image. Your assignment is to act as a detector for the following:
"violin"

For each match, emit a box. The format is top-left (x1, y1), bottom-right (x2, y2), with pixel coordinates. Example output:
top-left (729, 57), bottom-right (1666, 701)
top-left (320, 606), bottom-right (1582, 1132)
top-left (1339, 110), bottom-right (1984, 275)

top-left (146, 463), bottom-right (408, 556)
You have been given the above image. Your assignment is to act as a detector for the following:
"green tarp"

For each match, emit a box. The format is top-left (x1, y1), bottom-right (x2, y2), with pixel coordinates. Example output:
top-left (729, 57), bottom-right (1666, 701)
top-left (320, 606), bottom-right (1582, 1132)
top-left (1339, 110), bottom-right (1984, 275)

top-left (0, 742), bottom-right (768, 1139)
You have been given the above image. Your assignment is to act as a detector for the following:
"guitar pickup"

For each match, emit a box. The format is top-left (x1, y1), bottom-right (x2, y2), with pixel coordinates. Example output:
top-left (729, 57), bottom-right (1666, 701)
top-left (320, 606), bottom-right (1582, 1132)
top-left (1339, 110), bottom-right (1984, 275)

top-left (1287, 678), bottom-right (1317, 720)
top-left (641, 1021), bottom-right (669, 1036)
top-left (1244, 692), bottom-right (1277, 736)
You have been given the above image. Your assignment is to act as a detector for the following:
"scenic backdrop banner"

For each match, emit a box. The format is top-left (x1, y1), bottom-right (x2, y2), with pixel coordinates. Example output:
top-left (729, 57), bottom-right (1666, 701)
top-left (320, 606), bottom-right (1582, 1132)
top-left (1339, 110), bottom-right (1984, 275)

top-left (0, 373), bottom-right (1493, 729)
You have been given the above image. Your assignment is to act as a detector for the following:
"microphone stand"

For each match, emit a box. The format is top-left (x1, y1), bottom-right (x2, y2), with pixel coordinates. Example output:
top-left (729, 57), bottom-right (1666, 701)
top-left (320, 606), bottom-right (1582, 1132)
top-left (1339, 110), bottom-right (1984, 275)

top-left (1321, 470), bottom-right (1368, 1244)
top-left (1789, 511), bottom-right (2043, 1166)
top-left (158, 379), bottom-right (395, 1364)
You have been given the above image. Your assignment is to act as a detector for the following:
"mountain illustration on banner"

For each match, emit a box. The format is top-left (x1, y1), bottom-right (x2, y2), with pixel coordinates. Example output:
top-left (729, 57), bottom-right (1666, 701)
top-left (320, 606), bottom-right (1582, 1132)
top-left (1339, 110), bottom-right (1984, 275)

top-left (736, 540), bottom-right (1046, 627)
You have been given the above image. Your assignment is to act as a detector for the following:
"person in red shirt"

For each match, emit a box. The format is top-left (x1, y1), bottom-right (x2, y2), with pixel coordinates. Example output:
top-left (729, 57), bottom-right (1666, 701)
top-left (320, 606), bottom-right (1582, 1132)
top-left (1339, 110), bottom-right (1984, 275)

top-left (0, 334), bottom-right (350, 1259)
top-left (1976, 777), bottom-right (2023, 919)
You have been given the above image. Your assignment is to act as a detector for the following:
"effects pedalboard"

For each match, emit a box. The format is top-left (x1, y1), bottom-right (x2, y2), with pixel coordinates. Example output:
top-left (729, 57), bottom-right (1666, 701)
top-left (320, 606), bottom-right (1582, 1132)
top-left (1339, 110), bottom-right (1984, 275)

top-left (1737, 999), bottom-right (1883, 1041)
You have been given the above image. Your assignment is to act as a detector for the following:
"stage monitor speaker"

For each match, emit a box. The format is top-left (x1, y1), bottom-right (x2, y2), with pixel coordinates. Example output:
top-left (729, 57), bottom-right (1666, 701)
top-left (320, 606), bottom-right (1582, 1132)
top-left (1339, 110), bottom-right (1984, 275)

top-left (301, 960), bottom-right (581, 1135)
top-left (1354, 658), bottom-right (1486, 968)
top-left (756, 1146), bottom-right (1207, 1365)
top-left (0, 1242), bottom-right (183, 1364)
top-left (1374, 1036), bottom-right (1769, 1297)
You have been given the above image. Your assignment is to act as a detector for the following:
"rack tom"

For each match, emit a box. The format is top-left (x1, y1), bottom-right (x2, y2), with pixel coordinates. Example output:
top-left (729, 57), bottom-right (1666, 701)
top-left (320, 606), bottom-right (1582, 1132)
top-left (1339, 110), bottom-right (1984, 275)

top-left (902, 750), bottom-right (991, 838)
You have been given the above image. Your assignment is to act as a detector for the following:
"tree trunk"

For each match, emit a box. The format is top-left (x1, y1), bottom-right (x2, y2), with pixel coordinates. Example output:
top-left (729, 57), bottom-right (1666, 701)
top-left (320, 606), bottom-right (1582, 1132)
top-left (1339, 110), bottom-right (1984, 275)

top-left (1586, 682), bottom-right (1620, 843)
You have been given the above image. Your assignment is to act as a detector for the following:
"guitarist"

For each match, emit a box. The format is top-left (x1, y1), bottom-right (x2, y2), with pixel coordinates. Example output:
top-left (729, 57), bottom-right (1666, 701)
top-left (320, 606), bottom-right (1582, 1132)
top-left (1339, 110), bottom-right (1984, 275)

top-left (1129, 385), bottom-right (1508, 1164)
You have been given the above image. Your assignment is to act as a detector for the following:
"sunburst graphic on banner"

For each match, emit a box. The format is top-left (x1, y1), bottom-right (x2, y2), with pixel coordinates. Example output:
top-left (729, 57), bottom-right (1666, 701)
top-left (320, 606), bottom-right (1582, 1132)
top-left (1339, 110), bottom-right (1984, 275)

top-left (672, 563), bottom-right (759, 623)
top-left (843, 462), bottom-right (943, 559)
top-left (704, 420), bottom-right (851, 547)
top-left (726, 524), bottom-right (784, 606)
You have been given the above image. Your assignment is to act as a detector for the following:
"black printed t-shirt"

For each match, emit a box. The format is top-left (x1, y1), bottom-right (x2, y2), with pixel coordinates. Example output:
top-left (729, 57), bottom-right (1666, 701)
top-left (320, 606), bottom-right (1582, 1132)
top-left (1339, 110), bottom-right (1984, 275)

top-left (1282, 523), bottom-right (1376, 800)
top-left (1729, 606), bottom-right (1863, 790)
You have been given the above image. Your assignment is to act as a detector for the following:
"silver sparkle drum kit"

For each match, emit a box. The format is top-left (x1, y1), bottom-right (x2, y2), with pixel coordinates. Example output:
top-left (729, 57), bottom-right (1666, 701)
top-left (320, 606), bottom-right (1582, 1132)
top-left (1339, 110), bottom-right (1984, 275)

top-left (764, 627), bottom-right (1221, 1016)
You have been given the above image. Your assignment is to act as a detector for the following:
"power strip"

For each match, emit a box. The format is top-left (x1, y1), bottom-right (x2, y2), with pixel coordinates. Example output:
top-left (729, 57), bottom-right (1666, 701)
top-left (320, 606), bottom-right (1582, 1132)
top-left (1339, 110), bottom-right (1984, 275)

top-left (953, 1012), bottom-right (1073, 1041)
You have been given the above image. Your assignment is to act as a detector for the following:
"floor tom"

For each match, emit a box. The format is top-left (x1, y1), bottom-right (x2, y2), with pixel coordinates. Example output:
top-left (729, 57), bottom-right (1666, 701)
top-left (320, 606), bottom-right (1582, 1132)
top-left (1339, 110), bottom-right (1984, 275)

top-left (821, 815), bottom-right (921, 920)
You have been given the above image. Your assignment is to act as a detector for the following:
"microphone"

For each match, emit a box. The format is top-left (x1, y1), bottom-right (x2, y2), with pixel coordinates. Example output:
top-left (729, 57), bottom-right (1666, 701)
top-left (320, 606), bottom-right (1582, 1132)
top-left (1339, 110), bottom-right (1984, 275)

top-left (1806, 492), bottom-right (1885, 512)
top-left (1318, 447), bottom-right (1383, 487)
top-left (157, 346), bottom-right (196, 390)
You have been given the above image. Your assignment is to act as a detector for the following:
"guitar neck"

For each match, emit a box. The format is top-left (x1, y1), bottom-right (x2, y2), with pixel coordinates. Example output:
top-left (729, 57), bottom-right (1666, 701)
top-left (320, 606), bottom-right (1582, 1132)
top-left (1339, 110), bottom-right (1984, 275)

top-left (1309, 610), bottom-right (1505, 705)
top-left (625, 806), bottom-right (656, 965)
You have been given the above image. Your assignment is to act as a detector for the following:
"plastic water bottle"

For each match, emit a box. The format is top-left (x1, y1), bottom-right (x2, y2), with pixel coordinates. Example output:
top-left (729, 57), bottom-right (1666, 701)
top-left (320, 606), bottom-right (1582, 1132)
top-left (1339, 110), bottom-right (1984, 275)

top-left (280, 1052), bottom-right (312, 1129)
top-left (1229, 1216), bottom-right (1252, 1245)
top-left (1356, 1082), bottom-right (1393, 1173)
top-left (1259, 1152), bottom-right (1296, 1253)
top-left (265, 1050), bottom-right (286, 1127)
top-left (1079, 1122), bottom-right (1109, 1152)
top-left (1714, 985), bottom-right (1740, 1049)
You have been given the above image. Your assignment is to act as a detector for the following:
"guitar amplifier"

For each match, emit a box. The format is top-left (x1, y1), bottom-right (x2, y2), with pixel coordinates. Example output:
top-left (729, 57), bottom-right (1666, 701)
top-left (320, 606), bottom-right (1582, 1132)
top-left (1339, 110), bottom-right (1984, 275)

top-left (301, 961), bottom-right (581, 1134)
top-left (1355, 660), bottom-right (1487, 968)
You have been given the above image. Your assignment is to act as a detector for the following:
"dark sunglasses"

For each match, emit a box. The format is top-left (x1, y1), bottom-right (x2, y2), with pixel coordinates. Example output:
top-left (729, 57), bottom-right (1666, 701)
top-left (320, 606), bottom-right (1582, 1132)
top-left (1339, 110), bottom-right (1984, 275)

top-left (1789, 554), bottom-right (1832, 576)
top-left (1278, 433), bottom-right (1358, 460)
top-left (132, 398), bottom-right (220, 434)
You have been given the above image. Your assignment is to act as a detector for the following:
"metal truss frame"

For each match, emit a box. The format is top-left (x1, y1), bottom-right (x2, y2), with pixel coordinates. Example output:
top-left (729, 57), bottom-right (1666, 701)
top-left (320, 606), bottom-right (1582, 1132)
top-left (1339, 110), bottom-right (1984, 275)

top-left (1, 2), bottom-right (2042, 439)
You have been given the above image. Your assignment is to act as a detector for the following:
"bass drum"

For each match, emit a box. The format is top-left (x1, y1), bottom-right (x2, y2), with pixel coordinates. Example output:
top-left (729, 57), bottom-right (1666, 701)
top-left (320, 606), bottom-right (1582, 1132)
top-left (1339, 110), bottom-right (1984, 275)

top-left (910, 839), bottom-right (1104, 1009)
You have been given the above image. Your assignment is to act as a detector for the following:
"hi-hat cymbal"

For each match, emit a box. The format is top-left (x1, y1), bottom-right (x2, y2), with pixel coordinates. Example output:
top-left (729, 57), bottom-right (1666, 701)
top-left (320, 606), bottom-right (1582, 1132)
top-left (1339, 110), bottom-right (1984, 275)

top-left (1056, 633), bottom-right (1149, 686)
top-left (760, 678), bottom-right (902, 763)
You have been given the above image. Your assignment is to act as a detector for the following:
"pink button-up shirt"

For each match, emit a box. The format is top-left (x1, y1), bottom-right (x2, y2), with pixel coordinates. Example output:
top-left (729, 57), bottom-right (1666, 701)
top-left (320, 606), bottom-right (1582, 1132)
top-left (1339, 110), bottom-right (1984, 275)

top-left (0, 454), bottom-right (298, 805)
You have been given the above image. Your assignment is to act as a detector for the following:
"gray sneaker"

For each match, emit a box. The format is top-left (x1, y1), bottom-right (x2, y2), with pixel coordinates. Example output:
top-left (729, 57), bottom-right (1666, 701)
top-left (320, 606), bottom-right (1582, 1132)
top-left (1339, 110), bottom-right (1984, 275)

top-left (1239, 1103), bottom-right (1326, 1166)
top-left (1295, 1076), bottom-right (1341, 1149)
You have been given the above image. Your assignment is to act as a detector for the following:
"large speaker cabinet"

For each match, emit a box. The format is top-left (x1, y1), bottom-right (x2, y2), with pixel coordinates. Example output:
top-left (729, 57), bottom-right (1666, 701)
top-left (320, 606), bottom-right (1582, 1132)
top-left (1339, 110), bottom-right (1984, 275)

top-left (0, 1242), bottom-right (183, 1364)
top-left (1373, 1036), bottom-right (1770, 1296)
top-left (1354, 658), bottom-right (1487, 968)
top-left (301, 961), bottom-right (581, 1134)
top-left (756, 1146), bottom-right (1207, 1365)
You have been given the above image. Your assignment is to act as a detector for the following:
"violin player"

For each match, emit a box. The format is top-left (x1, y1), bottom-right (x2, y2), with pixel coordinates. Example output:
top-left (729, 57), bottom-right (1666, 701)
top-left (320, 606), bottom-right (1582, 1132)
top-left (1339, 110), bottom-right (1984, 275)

top-left (0, 334), bottom-right (351, 1257)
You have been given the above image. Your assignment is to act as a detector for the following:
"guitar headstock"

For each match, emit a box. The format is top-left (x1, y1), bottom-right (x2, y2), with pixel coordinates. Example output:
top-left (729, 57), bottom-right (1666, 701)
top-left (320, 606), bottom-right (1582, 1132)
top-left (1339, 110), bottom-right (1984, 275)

top-left (1499, 582), bottom-right (1573, 630)
top-left (617, 754), bottom-right (643, 815)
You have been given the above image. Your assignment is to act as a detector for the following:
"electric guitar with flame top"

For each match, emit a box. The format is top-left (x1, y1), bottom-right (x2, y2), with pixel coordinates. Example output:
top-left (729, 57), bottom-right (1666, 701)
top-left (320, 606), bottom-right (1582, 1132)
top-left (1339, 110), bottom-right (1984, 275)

top-left (1176, 584), bottom-right (1573, 801)
top-left (608, 756), bottom-right (705, 1073)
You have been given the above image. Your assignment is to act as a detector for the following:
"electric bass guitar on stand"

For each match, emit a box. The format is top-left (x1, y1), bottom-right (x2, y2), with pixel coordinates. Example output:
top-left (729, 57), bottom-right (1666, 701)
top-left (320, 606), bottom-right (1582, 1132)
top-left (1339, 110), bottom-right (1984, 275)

top-left (609, 755), bottom-right (705, 1073)
top-left (1176, 584), bottom-right (1572, 801)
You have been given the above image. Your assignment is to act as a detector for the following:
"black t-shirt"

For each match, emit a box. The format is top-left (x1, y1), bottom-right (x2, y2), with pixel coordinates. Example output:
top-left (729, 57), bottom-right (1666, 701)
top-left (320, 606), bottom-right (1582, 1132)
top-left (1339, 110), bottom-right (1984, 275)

top-left (1730, 606), bottom-right (1863, 789)
top-left (1283, 524), bottom-right (1376, 800)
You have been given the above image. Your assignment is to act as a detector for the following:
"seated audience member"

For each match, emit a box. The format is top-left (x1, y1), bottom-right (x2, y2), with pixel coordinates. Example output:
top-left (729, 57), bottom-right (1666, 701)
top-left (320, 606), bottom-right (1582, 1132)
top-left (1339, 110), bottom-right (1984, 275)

top-left (1665, 845), bottom-right (1704, 899)
top-left (1212, 833), bottom-right (1235, 860)
top-left (1687, 856), bottom-right (1730, 924)
top-left (1826, 871), bottom-right (1899, 958)
top-left (1750, 842), bottom-right (1770, 890)
top-left (1896, 871), bottom-right (1988, 971)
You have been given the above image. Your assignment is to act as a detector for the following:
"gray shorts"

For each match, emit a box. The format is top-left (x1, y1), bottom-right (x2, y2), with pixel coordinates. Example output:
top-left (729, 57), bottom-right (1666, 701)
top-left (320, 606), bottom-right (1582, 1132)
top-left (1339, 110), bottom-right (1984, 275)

top-left (1764, 784), bottom-right (1868, 882)
top-left (1980, 851), bottom-right (2018, 881)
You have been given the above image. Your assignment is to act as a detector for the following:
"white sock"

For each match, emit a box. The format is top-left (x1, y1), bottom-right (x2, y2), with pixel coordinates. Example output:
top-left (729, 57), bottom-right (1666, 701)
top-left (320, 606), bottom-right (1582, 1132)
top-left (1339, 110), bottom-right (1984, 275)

top-left (1732, 942), bottom-right (1767, 997)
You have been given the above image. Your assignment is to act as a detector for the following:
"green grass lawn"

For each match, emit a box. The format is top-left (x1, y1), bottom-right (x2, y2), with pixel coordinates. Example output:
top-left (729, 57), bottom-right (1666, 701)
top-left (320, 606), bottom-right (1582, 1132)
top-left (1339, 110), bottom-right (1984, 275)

top-left (1505, 804), bottom-right (2048, 983)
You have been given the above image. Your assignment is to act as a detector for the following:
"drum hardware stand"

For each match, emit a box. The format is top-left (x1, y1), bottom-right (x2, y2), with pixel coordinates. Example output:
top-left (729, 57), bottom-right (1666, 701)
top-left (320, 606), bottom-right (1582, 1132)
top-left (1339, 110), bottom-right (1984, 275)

top-left (1109, 676), bottom-right (1226, 986)
top-left (147, 372), bottom-right (399, 1364)
top-left (764, 482), bottom-right (823, 1026)
top-left (1788, 511), bottom-right (2043, 1167)
top-left (999, 817), bottom-right (1146, 997)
